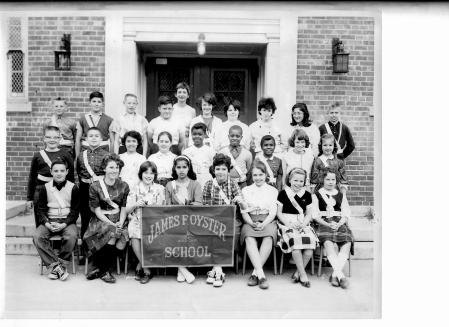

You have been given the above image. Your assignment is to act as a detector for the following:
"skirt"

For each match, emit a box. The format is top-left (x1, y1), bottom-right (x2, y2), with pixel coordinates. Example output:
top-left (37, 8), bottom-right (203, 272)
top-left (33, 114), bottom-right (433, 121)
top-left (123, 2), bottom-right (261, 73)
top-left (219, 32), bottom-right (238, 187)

top-left (83, 213), bottom-right (129, 257)
top-left (277, 216), bottom-right (318, 253)
top-left (240, 214), bottom-right (277, 245)
top-left (316, 216), bottom-right (354, 244)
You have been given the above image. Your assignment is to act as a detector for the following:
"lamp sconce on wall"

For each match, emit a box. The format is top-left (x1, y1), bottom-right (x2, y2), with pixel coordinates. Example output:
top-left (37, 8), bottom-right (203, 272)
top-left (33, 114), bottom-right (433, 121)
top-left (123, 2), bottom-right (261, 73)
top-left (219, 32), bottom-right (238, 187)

top-left (332, 38), bottom-right (349, 73)
top-left (197, 33), bottom-right (206, 56)
top-left (55, 34), bottom-right (71, 70)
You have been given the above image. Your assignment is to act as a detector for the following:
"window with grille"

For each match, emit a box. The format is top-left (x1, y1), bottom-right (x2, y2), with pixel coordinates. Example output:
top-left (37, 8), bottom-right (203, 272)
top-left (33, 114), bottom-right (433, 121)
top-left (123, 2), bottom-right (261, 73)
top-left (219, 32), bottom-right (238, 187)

top-left (212, 70), bottom-right (246, 115)
top-left (157, 69), bottom-right (190, 104)
top-left (7, 17), bottom-right (27, 100)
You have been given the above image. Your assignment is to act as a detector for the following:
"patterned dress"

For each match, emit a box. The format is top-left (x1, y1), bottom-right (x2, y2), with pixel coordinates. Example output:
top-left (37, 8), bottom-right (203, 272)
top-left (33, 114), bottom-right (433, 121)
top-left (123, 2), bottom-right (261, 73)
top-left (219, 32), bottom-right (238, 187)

top-left (276, 189), bottom-right (318, 252)
top-left (127, 181), bottom-right (165, 239)
top-left (312, 188), bottom-right (354, 246)
top-left (83, 178), bottom-right (130, 257)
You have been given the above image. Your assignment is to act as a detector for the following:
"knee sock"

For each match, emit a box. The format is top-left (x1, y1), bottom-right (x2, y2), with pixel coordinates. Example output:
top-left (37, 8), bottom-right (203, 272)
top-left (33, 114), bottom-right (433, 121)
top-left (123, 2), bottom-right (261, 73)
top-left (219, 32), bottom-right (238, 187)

top-left (336, 251), bottom-right (348, 278)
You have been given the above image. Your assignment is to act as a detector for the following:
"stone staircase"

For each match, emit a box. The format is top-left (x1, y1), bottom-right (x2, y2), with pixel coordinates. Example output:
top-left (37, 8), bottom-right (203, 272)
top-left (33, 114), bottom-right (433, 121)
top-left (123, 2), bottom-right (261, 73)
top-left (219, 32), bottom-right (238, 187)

top-left (5, 201), bottom-right (378, 259)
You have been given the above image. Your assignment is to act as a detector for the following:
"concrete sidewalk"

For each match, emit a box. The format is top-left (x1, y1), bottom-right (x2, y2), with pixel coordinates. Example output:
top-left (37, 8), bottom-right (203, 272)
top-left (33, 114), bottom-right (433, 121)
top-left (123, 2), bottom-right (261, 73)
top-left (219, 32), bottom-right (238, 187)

top-left (3, 255), bottom-right (379, 318)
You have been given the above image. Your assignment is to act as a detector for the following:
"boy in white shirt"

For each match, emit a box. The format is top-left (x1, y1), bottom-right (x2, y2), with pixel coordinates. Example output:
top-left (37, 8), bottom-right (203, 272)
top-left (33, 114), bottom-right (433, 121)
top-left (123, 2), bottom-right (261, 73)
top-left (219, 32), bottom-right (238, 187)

top-left (183, 122), bottom-right (215, 189)
top-left (112, 93), bottom-right (149, 156)
top-left (147, 96), bottom-right (185, 155)
top-left (172, 82), bottom-right (196, 139)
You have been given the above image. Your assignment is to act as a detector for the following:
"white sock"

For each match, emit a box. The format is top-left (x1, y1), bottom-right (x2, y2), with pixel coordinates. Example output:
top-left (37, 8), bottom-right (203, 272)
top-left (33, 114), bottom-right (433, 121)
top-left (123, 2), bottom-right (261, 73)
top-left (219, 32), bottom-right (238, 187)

top-left (256, 269), bottom-right (265, 279)
top-left (252, 269), bottom-right (257, 276)
top-left (213, 266), bottom-right (222, 275)
top-left (336, 251), bottom-right (348, 273)
top-left (326, 253), bottom-right (342, 278)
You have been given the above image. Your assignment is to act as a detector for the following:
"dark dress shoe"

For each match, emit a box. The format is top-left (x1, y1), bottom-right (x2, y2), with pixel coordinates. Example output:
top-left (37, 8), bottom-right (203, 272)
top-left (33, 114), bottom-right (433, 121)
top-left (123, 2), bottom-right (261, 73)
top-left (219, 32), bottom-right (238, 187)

top-left (329, 275), bottom-right (340, 287)
top-left (258, 277), bottom-right (269, 290)
top-left (135, 269), bottom-right (143, 281)
top-left (247, 275), bottom-right (259, 287)
top-left (101, 271), bottom-right (116, 283)
top-left (339, 277), bottom-right (349, 289)
top-left (86, 268), bottom-right (102, 280)
top-left (140, 272), bottom-right (152, 284)
top-left (299, 279), bottom-right (311, 288)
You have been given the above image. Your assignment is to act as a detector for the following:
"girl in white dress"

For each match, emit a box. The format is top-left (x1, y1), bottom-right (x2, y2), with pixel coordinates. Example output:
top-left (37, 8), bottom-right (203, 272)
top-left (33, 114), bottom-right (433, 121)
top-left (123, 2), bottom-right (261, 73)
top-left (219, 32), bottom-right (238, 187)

top-left (126, 161), bottom-right (165, 284)
top-left (119, 131), bottom-right (147, 189)
top-left (148, 131), bottom-right (176, 187)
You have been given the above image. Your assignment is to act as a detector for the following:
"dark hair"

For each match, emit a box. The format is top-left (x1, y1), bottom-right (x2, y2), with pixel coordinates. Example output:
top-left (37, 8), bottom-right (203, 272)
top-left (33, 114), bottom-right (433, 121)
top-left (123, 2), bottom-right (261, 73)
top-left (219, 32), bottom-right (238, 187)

top-left (157, 131), bottom-right (172, 143)
top-left (330, 101), bottom-right (342, 111)
top-left (158, 95), bottom-right (174, 106)
top-left (286, 167), bottom-right (307, 187)
top-left (251, 160), bottom-right (270, 183)
top-left (86, 127), bottom-right (104, 139)
top-left (228, 125), bottom-right (243, 135)
top-left (175, 82), bottom-right (191, 95)
top-left (209, 153), bottom-right (232, 177)
top-left (223, 99), bottom-right (241, 117)
top-left (100, 153), bottom-right (124, 172)
top-left (138, 161), bottom-right (158, 182)
top-left (260, 134), bottom-right (276, 148)
top-left (191, 122), bottom-right (208, 134)
top-left (290, 103), bottom-right (312, 127)
top-left (257, 97), bottom-right (276, 114)
top-left (288, 129), bottom-right (310, 148)
top-left (122, 130), bottom-right (142, 148)
top-left (318, 133), bottom-right (338, 155)
top-left (197, 92), bottom-right (217, 110)
top-left (44, 125), bottom-right (60, 135)
top-left (172, 155), bottom-right (197, 180)
top-left (51, 157), bottom-right (68, 170)
top-left (89, 91), bottom-right (104, 101)
top-left (319, 166), bottom-right (340, 185)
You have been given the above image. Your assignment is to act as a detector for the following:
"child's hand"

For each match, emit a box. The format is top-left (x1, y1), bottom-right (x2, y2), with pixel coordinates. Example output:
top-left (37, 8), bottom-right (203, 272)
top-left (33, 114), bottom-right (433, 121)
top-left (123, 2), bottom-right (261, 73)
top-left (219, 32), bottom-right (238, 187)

top-left (329, 221), bottom-right (339, 230)
top-left (26, 201), bottom-right (33, 210)
top-left (136, 199), bottom-right (146, 208)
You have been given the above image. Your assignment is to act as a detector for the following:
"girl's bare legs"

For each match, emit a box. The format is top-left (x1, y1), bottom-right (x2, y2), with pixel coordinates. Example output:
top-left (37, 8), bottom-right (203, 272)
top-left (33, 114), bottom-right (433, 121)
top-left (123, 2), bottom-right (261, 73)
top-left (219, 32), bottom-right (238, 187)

top-left (292, 249), bottom-right (307, 280)
top-left (245, 237), bottom-right (264, 278)
top-left (323, 240), bottom-right (342, 279)
top-left (336, 242), bottom-right (351, 279)
top-left (131, 238), bottom-right (151, 275)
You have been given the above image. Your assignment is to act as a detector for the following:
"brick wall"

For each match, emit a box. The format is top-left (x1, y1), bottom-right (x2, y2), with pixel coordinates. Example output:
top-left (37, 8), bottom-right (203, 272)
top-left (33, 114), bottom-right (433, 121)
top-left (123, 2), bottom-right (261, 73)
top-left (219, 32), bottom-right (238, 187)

top-left (297, 17), bottom-right (375, 206)
top-left (6, 16), bottom-right (105, 200)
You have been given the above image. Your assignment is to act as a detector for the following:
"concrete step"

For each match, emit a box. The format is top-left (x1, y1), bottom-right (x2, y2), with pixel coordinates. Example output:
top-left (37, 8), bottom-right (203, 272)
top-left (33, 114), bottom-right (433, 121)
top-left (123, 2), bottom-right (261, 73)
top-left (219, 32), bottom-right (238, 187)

top-left (6, 237), bottom-right (38, 255)
top-left (6, 201), bottom-right (27, 220)
top-left (352, 241), bottom-right (373, 260)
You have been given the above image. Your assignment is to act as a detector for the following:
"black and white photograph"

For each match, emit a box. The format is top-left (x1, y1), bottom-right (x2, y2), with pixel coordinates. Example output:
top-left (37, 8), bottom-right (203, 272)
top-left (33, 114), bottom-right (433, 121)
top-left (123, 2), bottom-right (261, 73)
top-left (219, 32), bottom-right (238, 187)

top-left (4, 0), bottom-right (445, 322)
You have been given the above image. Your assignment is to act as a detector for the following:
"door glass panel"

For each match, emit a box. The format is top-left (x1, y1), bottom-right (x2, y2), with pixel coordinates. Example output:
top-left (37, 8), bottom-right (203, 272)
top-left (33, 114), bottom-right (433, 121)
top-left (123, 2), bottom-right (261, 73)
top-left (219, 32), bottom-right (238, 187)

top-left (158, 69), bottom-right (190, 103)
top-left (213, 70), bottom-right (246, 117)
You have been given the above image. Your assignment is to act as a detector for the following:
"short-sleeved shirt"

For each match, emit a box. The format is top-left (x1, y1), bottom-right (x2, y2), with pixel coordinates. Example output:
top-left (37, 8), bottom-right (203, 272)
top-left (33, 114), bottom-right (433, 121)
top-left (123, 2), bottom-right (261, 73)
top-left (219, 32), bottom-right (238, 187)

top-left (215, 120), bottom-right (251, 151)
top-left (182, 145), bottom-right (215, 189)
top-left (277, 189), bottom-right (312, 214)
top-left (89, 178), bottom-right (130, 212)
top-left (219, 146), bottom-right (252, 183)
top-left (249, 119), bottom-right (282, 153)
top-left (147, 116), bottom-right (184, 145)
top-left (148, 151), bottom-right (176, 179)
top-left (119, 152), bottom-right (147, 189)
top-left (111, 112), bottom-right (149, 141)
top-left (202, 178), bottom-right (242, 205)
top-left (44, 115), bottom-right (77, 143)
top-left (172, 103), bottom-right (196, 129)
top-left (242, 183), bottom-right (278, 213)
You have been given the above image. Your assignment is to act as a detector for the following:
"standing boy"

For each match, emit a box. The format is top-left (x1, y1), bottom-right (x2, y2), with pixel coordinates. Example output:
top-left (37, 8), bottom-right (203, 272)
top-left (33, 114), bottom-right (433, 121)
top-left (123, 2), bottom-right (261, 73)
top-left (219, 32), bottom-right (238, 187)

top-left (33, 158), bottom-right (80, 281)
top-left (172, 82), bottom-right (196, 139)
top-left (76, 127), bottom-right (109, 238)
top-left (75, 91), bottom-right (114, 160)
top-left (112, 93), bottom-right (149, 156)
top-left (182, 122), bottom-right (216, 189)
top-left (43, 97), bottom-right (77, 159)
top-left (27, 126), bottom-right (74, 227)
top-left (219, 125), bottom-right (252, 188)
top-left (318, 102), bottom-right (355, 160)
top-left (147, 95), bottom-right (185, 155)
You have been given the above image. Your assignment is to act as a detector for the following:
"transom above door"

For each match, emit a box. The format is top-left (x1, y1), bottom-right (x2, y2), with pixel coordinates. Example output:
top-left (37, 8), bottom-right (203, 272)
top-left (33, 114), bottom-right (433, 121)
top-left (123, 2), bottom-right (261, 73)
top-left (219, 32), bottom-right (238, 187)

top-left (145, 57), bottom-right (259, 124)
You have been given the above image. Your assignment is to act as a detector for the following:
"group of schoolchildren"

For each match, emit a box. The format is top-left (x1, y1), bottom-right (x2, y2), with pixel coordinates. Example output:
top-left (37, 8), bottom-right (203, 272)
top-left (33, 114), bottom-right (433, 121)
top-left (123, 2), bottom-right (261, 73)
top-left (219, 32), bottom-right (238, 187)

top-left (28, 81), bottom-right (356, 291)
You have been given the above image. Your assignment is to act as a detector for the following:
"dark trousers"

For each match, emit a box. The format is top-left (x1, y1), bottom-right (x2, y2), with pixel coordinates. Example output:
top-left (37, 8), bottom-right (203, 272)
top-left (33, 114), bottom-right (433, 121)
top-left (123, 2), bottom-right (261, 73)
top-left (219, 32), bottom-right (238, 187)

top-left (79, 181), bottom-right (92, 239)
top-left (33, 224), bottom-right (78, 268)
top-left (92, 244), bottom-right (123, 274)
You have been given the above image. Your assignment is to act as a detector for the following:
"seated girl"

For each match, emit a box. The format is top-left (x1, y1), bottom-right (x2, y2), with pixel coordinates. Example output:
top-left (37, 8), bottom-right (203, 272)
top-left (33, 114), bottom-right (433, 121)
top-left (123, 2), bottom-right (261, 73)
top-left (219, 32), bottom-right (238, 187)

top-left (277, 168), bottom-right (318, 288)
top-left (202, 153), bottom-right (244, 287)
top-left (83, 154), bottom-right (130, 284)
top-left (240, 161), bottom-right (278, 290)
top-left (165, 155), bottom-right (203, 284)
top-left (126, 161), bottom-right (165, 284)
top-left (312, 167), bottom-right (354, 289)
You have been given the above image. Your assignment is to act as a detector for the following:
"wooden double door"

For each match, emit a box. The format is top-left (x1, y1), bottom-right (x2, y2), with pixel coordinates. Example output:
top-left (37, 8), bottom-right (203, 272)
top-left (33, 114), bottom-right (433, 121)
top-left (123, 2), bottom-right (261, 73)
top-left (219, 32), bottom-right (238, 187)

top-left (146, 57), bottom-right (259, 124)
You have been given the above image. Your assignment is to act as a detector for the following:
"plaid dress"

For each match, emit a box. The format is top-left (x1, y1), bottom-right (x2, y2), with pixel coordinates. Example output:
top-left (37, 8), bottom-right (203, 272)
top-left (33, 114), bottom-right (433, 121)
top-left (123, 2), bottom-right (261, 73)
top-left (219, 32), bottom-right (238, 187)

top-left (83, 178), bottom-right (130, 257)
top-left (314, 189), bottom-right (353, 244)
top-left (276, 190), bottom-right (318, 252)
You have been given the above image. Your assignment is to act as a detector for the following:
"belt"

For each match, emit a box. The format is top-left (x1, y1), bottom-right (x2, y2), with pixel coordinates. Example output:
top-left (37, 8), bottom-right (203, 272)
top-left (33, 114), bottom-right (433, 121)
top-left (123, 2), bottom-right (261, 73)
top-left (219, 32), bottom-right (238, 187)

top-left (241, 207), bottom-right (270, 215)
top-left (81, 140), bottom-right (110, 147)
top-left (320, 211), bottom-right (342, 218)
top-left (48, 208), bottom-right (70, 216)
top-left (101, 208), bottom-right (120, 215)
top-left (37, 174), bottom-right (52, 182)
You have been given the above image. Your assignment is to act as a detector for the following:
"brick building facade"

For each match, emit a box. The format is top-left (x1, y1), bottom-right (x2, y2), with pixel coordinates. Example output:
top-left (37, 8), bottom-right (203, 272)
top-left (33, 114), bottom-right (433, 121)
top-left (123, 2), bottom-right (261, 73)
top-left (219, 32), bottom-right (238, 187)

top-left (4, 5), bottom-right (379, 207)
